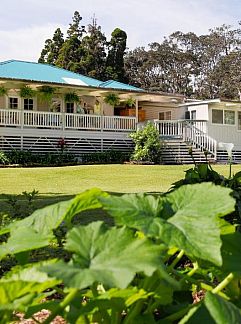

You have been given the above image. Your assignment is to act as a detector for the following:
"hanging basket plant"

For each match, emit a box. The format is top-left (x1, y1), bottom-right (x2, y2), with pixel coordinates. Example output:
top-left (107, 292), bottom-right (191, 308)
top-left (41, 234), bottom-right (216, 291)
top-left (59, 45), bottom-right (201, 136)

top-left (20, 85), bottom-right (36, 98)
top-left (104, 93), bottom-right (120, 106)
top-left (64, 92), bottom-right (80, 103)
top-left (125, 97), bottom-right (136, 108)
top-left (0, 86), bottom-right (8, 97)
top-left (37, 85), bottom-right (55, 103)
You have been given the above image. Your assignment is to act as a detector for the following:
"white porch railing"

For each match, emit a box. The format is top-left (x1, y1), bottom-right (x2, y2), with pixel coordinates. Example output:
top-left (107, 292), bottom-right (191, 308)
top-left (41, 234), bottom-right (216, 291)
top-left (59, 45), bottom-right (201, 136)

top-left (0, 109), bottom-right (136, 132)
top-left (154, 119), bottom-right (217, 158)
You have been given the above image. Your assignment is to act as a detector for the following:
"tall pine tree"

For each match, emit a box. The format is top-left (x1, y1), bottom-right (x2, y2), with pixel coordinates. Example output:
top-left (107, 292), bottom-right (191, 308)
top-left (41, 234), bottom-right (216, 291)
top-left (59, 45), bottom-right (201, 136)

top-left (80, 17), bottom-right (107, 79)
top-left (38, 28), bottom-right (64, 64)
top-left (106, 28), bottom-right (127, 82)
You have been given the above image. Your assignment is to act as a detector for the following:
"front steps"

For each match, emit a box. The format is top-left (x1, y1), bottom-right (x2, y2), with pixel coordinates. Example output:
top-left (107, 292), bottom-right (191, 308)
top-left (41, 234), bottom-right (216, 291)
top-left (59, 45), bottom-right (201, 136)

top-left (217, 150), bottom-right (241, 164)
top-left (161, 140), bottom-right (215, 164)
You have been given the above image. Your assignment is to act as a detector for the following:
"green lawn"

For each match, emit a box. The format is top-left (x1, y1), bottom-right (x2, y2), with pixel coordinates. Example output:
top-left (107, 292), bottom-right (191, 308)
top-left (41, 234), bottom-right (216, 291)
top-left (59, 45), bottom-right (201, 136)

top-left (1, 164), bottom-right (240, 195)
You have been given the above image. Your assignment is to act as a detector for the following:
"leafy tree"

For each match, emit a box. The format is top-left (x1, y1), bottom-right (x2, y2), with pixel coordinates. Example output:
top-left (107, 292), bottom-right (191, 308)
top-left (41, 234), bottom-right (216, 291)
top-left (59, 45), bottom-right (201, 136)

top-left (38, 28), bottom-right (64, 64)
top-left (55, 11), bottom-right (86, 73)
top-left (80, 17), bottom-right (107, 79)
top-left (106, 28), bottom-right (127, 82)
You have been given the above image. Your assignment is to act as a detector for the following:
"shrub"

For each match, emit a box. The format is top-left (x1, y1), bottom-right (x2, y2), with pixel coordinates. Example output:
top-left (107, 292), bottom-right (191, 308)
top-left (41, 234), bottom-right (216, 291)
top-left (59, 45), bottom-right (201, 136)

top-left (82, 150), bottom-right (130, 164)
top-left (4, 150), bottom-right (77, 166)
top-left (0, 151), bottom-right (10, 165)
top-left (129, 121), bottom-right (162, 163)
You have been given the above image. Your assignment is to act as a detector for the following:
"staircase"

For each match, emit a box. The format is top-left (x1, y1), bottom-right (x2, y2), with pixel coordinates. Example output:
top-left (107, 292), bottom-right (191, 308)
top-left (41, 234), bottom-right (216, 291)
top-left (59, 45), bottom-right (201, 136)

top-left (161, 140), bottom-right (215, 164)
top-left (154, 120), bottom-right (217, 164)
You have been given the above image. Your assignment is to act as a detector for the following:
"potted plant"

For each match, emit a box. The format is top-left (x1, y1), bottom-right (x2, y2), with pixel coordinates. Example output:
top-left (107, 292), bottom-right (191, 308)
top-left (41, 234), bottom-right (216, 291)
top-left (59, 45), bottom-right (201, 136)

top-left (37, 85), bottom-right (55, 103)
top-left (0, 86), bottom-right (8, 97)
top-left (64, 92), bottom-right (80, 103)
top-left (20, 85), bottom-right (36, 98)
top-left (124, 97), bottom-right (135, 108)
top-left (103, 93), bottom-right (120, 106)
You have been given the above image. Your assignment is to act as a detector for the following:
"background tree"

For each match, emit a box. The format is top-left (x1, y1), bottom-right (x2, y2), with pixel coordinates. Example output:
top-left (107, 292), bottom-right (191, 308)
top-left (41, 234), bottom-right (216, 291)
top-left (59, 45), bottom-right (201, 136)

top-left (106, 28), bottom-right (127, 82)
top-left (80, 17), bottom-right (107, 79)
top-left (38, 28), bottom-right (64, 65)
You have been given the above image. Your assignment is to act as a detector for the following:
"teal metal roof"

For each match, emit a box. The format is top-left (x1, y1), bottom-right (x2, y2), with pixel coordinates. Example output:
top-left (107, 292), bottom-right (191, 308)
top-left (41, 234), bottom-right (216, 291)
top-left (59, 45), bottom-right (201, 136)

top-left (0, 60), bottom-right (144, 92)
top-left (100, 79), bottom-right (143, 91)
top-left (0, 60), bottom-right (102, 87)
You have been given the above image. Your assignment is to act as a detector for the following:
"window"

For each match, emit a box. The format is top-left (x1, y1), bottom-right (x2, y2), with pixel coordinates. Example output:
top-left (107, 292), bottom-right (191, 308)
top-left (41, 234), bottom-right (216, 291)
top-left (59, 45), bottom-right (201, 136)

top-left (24, 98), bottom-right (34, 110)
top-left (212, 109), bottom-right (235, 125)
top-left (191, 110), bottom-right (196, 120)
top-left (212, 109), bottom-right (223, 124)
top-left (159, 111), bottom-right (172, 120)
top-left (9, 97), bottom-right (18, 109)
top-left (224, 110), bottom-right (235, 125)
top-left (238, 112), bottom-right (241, 130)
top-left (66, 103), bottom-right (74, 113)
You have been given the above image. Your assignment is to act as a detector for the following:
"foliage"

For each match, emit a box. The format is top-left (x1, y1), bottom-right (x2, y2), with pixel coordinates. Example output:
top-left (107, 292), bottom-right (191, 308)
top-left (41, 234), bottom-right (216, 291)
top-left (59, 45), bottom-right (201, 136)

top-left (125, 24), bottom-right (241, 99)
top-left (0, 151), bottom-right (10, 165)
top-left (82, 150), bottom-right (131, 164)
top-left (106, 28), bottom-right (128, 82)
top-left (64, 92), bottom-right (80, 103)
top-left (1, 184), bottom-right (241, 323)
top-left (38, 28), bottom-right (64, 65)
top-left (129, 122), bottom-right (162, 163)
top-left (37, 86), bottom-right (55, 103)
top-left (38, 12), bottom-right (128, 82)
top-left (19, 85), bottom-right (36, 99)
top-left (4, 150), bottom-right (77, 166)
top-left (0, 86), bottom-right (8, 97)
top-left (125, 97), bottom-right (135, 107)
top-left (103, 93), bottom-right (120, 106)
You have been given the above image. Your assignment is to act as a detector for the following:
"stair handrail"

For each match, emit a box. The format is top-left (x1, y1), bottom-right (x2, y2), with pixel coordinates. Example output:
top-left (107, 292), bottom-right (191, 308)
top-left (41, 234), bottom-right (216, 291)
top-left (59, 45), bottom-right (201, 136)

top-left (184, 121), bottom-right (217, 160)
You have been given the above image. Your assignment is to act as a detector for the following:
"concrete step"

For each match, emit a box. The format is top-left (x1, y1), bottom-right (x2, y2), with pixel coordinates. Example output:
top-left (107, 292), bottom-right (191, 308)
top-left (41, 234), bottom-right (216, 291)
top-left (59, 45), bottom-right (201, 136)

top-left (161, 141), bottom-right (215, 164)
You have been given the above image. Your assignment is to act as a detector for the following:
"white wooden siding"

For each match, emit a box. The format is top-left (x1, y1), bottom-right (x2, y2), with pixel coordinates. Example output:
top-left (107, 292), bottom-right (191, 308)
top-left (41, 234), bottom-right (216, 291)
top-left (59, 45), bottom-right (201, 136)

top-left (140, 102), bottom-right (185, 120)
top-left (187, 104), bottom-right (209, 120)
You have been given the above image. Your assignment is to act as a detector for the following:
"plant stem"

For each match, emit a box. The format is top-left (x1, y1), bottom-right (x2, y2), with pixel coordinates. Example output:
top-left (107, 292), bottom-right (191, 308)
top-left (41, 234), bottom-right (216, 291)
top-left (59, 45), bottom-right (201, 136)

top-left (168, 249), bottom-right (185, 271)
top-left (212, 272), bottom-right (234, 294)
top-left (123, 300), bottom-right (143, 324)
top-left (162, 305), bottom-right (192, 322)
top-left (187, 262), bottom-right (198, 277)
top-left (229, 159), bottom-right (232, 179)
top-left (43, 288), bottom-right (79, 324)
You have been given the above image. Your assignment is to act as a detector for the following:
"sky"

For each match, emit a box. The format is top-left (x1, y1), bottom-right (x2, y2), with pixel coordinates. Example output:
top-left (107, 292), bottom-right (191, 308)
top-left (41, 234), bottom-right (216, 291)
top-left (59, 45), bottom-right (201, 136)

top-left (0, 0), bottom-right (241, 62)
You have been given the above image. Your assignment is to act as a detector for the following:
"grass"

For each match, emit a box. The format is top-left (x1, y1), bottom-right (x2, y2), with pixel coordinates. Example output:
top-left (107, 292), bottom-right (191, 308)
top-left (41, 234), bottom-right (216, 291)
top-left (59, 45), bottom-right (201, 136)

top-left (1, 164), bottom-right (240, 196)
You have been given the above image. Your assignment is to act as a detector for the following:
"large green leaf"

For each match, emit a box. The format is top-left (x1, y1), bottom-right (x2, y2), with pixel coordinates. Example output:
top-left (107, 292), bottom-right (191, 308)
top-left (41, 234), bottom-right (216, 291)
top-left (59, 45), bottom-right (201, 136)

top-left (0, 227), bottom-right (52, 259)
top-left (0, 189), bottom-right (107, 258)
top-left (221, 232), bottom-right (241, 274)
top-left (204, 291), bottom-right (241, 323)
top-left (0, 261), bottom-right (60, 311)
top-left (101, 183), bottom-right (235, 265)
top-left (100, 193), bottom-right (164, 231)
top-left (0, 188), bottom-right (107, 236)
top-left (179, 304), bottom-right (215, 324)
top-left (43, 221), bottom-right (170, 289)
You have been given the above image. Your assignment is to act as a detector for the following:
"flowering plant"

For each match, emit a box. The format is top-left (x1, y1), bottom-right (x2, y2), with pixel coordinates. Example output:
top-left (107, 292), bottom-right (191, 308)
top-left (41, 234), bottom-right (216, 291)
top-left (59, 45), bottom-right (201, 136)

top-left (57, 137), bottom-right (67, 151)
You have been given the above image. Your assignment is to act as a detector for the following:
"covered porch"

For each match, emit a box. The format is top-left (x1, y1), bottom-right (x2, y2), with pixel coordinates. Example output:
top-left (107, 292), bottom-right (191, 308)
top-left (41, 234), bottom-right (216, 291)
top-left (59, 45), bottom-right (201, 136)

top-left (0, 109), bottom-right (136, 132)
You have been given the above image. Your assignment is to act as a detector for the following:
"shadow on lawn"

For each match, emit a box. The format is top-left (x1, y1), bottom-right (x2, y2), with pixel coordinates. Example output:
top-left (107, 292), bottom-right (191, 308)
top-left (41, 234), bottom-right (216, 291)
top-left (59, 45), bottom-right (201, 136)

top-left (0, 192), bottom-right (115, 227)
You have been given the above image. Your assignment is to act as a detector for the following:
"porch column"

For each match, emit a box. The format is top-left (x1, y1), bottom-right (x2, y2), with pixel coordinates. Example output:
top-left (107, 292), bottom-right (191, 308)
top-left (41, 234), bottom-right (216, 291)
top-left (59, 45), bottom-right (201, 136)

top-left (135, 99), bottom-right (139, 125)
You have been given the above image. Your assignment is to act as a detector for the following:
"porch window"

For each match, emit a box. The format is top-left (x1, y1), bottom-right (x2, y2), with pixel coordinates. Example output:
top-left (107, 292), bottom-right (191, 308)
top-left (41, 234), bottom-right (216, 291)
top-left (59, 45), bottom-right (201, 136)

top-left (9, 97), bottom-right (18, 109)
top-left (66, 102), bottom-right (74, 113)
top-left (159, 111), bottom-right (172, 120)
top-left (24, 98), bottom-right (34, 110)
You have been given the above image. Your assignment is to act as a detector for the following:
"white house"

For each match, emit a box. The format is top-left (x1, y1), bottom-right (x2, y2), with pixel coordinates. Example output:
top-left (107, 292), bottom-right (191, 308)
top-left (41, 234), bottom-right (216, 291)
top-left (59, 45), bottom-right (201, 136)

top-left (0, 60), bottom-right (183, 157)
top-left (0, 60), bottom-right (240, 163)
